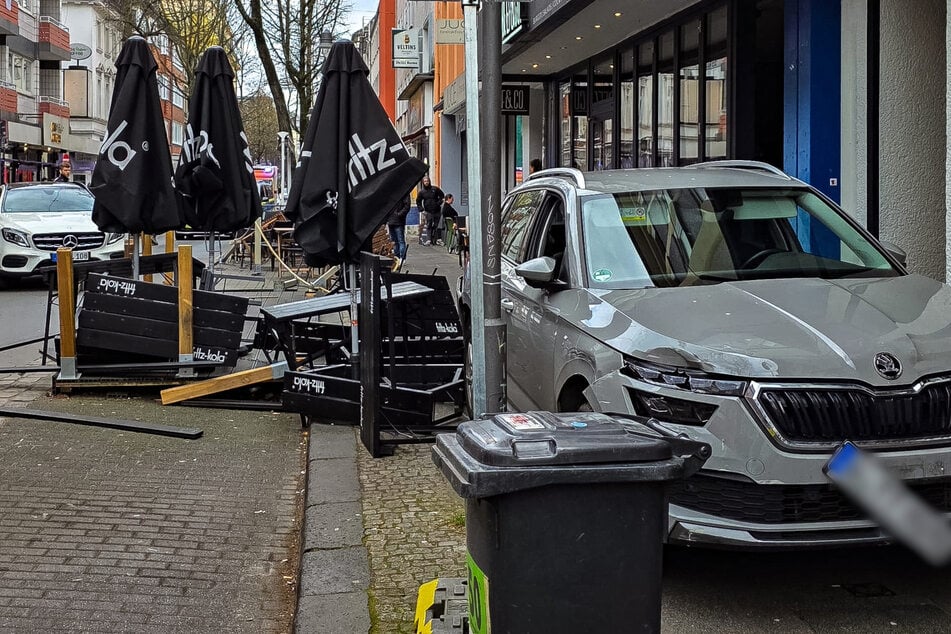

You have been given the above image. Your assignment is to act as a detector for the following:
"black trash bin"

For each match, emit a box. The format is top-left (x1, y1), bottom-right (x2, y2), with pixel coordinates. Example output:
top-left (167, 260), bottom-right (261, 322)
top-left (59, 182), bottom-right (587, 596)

top-left (432, 411), bottom-right (709, 634)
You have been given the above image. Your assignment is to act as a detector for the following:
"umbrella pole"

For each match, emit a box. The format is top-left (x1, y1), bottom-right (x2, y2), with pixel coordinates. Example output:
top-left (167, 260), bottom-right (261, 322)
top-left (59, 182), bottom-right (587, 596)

top-left (132, 233), bottom-right (140, 278)
top-left (349, 262), bottom-right (359, 358)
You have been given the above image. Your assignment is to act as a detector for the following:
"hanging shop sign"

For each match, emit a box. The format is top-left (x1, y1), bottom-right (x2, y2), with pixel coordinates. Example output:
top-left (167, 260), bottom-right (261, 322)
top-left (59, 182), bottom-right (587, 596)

top-left (436, 19), bottom-right (464, 45)
top-left (500, 85), bottom-right (530, 116)
top-left (392, 28), bottom-right (420, 69)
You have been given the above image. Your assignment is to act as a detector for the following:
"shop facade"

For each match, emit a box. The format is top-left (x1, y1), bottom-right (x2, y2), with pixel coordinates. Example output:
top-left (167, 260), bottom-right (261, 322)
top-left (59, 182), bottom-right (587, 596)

top-left (496, 0), bottom-right (947, 280)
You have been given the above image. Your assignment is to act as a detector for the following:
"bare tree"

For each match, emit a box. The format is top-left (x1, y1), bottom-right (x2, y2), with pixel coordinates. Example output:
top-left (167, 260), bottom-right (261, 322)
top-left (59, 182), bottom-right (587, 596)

top-left (101, 0), bottom-right (252, 99)
top-left (233, 0), bottom-right (348, 142)
top-left (240, 91), bottom-right (280, 165)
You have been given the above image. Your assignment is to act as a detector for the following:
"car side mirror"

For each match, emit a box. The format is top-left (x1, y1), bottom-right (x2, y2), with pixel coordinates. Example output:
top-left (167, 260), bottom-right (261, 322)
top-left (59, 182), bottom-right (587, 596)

top-left (880, 240), bottom-right (907, 267)
top-left (516, 256), bottom-right (560, 289)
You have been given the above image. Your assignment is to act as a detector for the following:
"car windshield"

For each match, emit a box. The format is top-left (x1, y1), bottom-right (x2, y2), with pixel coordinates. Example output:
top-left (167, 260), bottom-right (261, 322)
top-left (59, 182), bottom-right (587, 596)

top-left (2, 186), bottom-right (94, 214)
top-left (581, 187), bottom-right (899, 288)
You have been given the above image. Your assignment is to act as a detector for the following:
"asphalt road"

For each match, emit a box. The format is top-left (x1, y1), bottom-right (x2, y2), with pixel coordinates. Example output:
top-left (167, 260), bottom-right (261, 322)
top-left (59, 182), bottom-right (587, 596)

top-left (661, 544), bottom-right (951, 632)
top-left (0, 276), bottom-right (55, 368)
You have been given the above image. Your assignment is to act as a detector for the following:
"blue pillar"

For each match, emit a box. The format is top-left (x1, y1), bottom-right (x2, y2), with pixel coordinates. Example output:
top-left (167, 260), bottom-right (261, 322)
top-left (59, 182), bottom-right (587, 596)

top-left (784, 0), bottom-right (841, 258)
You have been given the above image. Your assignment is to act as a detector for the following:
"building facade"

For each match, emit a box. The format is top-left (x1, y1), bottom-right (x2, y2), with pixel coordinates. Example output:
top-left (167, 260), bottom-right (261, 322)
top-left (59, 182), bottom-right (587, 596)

top-left (414, 0), bottom-right (945, 281)
top-left (0, 0), bottom-right (72, 182)
top-left (62, 1), bottom-right (187, 183)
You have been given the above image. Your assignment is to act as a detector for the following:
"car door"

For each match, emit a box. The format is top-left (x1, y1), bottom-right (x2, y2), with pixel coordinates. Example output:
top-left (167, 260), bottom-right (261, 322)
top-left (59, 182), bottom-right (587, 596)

top-left (513, 192), bottom-right (570, 409)
top-left (498, 188), bottom-right (545, 411)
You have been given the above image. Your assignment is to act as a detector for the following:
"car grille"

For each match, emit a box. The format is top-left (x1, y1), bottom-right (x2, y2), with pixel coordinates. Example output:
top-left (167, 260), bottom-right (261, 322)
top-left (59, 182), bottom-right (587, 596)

top-left (756, 384), bottom-right (951, 442)
top-left (32, 232), bottom-right (105, 251)
top-left (669, 474), bottom-right (951, 524)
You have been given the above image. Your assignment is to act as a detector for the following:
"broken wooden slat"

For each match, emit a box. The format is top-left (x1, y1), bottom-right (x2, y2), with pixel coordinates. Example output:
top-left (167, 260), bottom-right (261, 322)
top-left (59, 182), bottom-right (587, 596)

top-left (160, 362), bottom-right (288, 405)
top-left (0, 407), bottom-right (202, 439)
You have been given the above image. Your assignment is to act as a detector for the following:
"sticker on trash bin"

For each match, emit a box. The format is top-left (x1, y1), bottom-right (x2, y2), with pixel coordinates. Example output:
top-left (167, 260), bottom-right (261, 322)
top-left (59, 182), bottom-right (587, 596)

top-left (467, 551), bottom-right (490, 634)
top-left (498, 413), bottom-right (546, 431)
top-left (592, 268), bottom-right (612, 282)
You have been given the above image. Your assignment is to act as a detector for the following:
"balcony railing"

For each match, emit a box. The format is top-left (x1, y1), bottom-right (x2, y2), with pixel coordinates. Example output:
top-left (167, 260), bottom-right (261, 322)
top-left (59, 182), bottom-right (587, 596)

top-left (0, 81), bottom-right (16, 115)
top-left (38, 15), bottom-right (69, 61)
top-left (0, 0), bottom-right (17, 36)
top-left (38, 95), bottom-right (69, 118)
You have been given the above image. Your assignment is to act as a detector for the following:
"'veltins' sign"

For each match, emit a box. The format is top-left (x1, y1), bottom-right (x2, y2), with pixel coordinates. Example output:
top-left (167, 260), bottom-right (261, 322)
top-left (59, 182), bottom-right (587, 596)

top-left (392, 28), bottom-right (419, 69)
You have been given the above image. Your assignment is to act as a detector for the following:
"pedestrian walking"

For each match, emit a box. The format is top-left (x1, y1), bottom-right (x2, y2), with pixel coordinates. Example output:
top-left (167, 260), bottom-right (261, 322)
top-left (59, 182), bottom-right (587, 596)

top-left (415, 175), bottom-right (444, 246)
top-left (441, 193), bottom-right (459, 253)
top-left (386, 193), bottom-right (410, 271)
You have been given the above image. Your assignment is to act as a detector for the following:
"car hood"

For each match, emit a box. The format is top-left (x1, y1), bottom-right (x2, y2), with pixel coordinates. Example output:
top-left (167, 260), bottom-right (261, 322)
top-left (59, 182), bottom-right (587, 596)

top-left (1, 212), bottom-right (98, 234)
top-left (583, 275), bottom-right (951, 385)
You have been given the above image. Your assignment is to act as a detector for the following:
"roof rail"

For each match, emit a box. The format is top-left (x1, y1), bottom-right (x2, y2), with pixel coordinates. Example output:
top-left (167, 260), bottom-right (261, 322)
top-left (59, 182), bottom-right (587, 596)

top-left (689, 160), bottom-right (791, 180)
top-left (525, 167), bottom-right (586, 189)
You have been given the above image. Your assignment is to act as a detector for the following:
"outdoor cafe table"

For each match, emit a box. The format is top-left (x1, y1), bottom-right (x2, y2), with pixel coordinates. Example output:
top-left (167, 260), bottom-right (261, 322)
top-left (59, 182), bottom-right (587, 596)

top-left (260, 281), bottom-right (432, 370)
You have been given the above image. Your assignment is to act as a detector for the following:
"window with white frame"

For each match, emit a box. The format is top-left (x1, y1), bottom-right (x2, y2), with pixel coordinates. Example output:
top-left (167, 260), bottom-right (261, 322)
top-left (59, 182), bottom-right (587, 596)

top-left (172, 86), bottom-right (184, 109)
top-left (8, 54), bottom-right (32, 94)
top-left (17, 0), bottom-right (37, 14)
top-left (158, 75), bottom-right (170, 100)
top-left (171, 121), bottom-right (184, 146)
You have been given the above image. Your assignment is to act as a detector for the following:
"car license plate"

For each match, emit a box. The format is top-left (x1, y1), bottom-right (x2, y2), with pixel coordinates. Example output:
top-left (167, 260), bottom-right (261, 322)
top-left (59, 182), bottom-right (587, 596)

top-left (825, 442), bottom-right (951, 565)
top-left (51, 250), bottom-right (90, 262)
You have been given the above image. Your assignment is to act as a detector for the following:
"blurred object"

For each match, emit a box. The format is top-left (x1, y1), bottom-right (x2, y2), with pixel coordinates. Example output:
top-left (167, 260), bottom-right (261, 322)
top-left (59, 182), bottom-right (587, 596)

top-left (825, 442), bottom-right (951, 566)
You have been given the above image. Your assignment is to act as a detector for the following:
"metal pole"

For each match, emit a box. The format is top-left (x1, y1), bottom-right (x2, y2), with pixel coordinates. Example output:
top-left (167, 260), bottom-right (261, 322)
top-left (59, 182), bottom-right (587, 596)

top-left (462, 0), bottom-right (487, 417)
top-left (480, 0), bottom-right (506, 413)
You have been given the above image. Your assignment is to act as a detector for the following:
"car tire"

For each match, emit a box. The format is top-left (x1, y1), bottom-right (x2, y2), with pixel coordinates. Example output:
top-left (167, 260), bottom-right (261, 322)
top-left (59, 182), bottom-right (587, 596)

top-left (463, 338), bottom-right (474, 419)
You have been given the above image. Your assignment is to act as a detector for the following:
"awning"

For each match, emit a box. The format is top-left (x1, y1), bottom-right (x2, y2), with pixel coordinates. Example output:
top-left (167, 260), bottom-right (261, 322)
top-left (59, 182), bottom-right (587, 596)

top-left (401, 126), bottom-right (430, 144)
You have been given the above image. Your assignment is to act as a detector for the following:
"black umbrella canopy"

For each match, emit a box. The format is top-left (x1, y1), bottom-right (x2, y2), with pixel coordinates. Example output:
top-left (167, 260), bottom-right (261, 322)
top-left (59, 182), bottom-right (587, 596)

top-left (285, 40), bottom-right (427, 267)
top-left (90, 35), bottom-right (180, 234)
top-left (175, 46), bottom-right (262, 233)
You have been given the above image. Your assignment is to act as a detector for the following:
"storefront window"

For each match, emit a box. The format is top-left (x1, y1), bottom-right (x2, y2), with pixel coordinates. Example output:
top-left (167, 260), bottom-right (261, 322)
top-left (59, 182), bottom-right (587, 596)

top-left (560, 81), bottom-right (571, 167)
top-left (637, 42), bottom-right (654, 167)
top-left (657, 32), bottom-right (674, 166)
top-left (619, 47), bottom-right (634, 169)
top-left (591, 54), bottom-right (614, 170)
top-left (572, 69), bottom-right (587, 170)
top-left (679, 20), bottom-right (700, 163)
top-left (706, 6), bottom-right (728, 159)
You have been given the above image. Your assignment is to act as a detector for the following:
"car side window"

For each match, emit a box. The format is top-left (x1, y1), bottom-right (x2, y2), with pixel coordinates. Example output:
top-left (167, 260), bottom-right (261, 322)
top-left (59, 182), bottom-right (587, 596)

top-left (526, 193), bottom-right (569, 284)
top-left (500, 190), bottom-right (544, 263)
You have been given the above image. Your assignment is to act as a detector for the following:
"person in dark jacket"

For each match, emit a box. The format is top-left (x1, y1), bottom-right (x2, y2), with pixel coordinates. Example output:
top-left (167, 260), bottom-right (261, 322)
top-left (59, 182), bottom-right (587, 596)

top-left (54, 163), bottom-right (71, 182)
top-left (415, 175), bottom-right (444, 246)
top-left (441, 193), bottom-right (460, 253)
top-left (386, 193), bottom-right (410, 270)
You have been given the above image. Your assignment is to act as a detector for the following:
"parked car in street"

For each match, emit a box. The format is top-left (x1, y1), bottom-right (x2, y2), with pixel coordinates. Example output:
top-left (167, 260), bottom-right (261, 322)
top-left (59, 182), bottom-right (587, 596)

top-left (458, 160), bottom-right (951, 549)
top-left (0, 182), bottom-right (124, 283)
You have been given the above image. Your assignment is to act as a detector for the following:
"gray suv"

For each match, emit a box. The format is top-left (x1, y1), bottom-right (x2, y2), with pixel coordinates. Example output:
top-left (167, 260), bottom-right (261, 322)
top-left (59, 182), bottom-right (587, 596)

top-left (459, 161), bottom-right (951, 548)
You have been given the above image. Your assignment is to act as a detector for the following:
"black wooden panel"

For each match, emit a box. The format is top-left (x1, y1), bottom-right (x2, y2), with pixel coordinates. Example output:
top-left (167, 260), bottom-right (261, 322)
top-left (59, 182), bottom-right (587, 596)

top-left (86, 273), bottom-right (249, 315)
top-left (78, 328), bottom-right (177, 358)
top-left (82, 294), bottom-right (245, 331)
top-left (76, 328), bottom-right (237, 366)
top-left (79, 311), bottom-right (241, 349)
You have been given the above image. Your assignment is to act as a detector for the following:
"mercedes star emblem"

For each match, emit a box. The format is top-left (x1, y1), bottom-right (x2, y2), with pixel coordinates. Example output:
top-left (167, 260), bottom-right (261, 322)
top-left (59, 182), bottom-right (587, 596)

top-left (62, 234), bottom-right (79, 248)
top-left (874, 352), bottom-right (902, 380)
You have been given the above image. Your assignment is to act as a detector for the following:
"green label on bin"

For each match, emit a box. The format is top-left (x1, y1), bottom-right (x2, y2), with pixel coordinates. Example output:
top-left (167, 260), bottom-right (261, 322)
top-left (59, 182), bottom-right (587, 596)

top-left (467, 551), bottom-right (490, 634)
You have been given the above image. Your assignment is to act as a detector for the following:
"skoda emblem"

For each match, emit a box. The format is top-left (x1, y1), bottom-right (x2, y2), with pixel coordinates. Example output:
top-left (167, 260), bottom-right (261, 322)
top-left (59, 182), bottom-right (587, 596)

top-left (61, 234), bottom-right (79, 248)
top-left (874, 352), bottom-right (902, 380)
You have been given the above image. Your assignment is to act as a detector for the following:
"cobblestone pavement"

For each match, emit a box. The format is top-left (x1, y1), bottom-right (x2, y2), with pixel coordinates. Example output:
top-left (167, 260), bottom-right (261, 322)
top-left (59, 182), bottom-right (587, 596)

top-left (357, 441), bottom-right (467, 634)
top-left (0, 254), bottom-right (308, 633)
top-left (0, 391), bottom-right (305, 633)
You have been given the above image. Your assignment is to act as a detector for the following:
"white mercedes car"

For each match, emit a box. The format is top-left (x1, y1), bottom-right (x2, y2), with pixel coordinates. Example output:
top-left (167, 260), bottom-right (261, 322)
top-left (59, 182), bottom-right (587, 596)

top-left (0, 182), bottom-right (124, 283)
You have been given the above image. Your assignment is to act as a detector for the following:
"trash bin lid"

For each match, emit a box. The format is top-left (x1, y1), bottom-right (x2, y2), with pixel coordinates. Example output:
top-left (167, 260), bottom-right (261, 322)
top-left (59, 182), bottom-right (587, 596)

top-left (456, 411), bottom-right (672, 467)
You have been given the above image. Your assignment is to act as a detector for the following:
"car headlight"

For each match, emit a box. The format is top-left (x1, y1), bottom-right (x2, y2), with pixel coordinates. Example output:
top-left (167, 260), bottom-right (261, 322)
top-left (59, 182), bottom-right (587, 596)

top-left (623, 358), bottom-right (748, 396)
top-left (106, 232), bottom-right (125, 245)
top-left (1, 227), bottom-right (29, 247)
